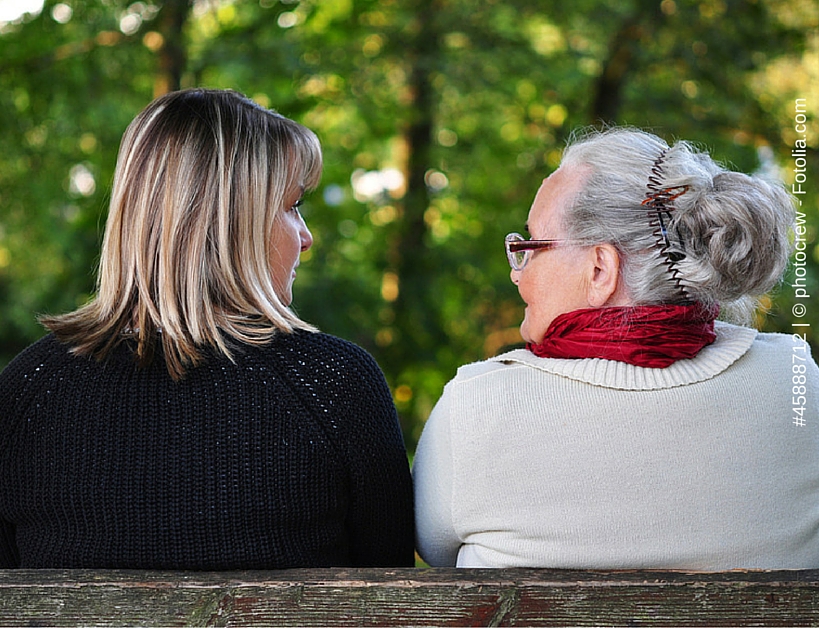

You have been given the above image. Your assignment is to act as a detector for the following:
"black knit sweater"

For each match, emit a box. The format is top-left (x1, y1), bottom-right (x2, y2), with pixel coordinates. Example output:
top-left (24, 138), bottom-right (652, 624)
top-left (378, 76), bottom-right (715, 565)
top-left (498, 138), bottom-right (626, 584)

top-left (0, 331), bottom-right (414, 569)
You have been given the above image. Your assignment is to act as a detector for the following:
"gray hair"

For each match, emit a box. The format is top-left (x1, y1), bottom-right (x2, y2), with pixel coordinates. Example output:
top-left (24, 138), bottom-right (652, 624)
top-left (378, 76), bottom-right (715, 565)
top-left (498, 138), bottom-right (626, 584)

top-left (559, 127), bottom-right (795, 323)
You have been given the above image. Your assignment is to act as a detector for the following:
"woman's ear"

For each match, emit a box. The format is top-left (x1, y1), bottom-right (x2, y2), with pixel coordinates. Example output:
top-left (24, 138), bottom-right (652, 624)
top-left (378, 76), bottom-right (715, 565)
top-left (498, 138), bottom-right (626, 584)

top-left (586, 243), bottom-right (623, 307)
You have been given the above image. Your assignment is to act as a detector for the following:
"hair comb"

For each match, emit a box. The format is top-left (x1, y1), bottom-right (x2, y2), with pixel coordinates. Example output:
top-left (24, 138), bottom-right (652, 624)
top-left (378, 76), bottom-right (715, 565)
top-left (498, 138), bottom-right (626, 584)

top-left (641, 149), bottom-right (691, 302)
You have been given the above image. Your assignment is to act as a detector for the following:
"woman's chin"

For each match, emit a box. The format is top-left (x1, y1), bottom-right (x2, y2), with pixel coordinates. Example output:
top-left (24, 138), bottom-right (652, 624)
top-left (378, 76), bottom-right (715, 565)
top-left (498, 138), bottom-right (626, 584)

top-left (276, 286), bottom-right (293, 307)
top-left (519, 323), bottom-right (532, 345)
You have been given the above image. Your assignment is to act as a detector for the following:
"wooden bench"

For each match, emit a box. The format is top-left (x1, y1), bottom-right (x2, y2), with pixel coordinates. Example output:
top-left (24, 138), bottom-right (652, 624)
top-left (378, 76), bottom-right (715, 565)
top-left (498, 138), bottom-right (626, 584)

top-left (2, 567), bottom-right (817, 626)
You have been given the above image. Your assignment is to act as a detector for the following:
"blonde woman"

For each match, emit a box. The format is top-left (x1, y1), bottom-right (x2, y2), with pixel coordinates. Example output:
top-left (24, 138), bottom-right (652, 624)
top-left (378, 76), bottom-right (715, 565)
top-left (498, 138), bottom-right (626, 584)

top-left (0, 88), bottom-right (414, 569)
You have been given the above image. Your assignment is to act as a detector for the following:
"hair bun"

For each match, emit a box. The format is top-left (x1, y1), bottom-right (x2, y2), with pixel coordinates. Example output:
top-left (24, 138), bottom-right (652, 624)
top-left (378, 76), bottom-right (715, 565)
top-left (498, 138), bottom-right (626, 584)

top-left (673, 169), bottom-right (794, 308)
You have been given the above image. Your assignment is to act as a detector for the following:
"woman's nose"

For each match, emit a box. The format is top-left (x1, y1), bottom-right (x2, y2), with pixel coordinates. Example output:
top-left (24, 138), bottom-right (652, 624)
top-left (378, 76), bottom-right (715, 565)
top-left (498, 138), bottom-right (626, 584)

top-left (510, 268), bottom-right (520, 285)
top-left (299, 216), bottom-right (313, 252)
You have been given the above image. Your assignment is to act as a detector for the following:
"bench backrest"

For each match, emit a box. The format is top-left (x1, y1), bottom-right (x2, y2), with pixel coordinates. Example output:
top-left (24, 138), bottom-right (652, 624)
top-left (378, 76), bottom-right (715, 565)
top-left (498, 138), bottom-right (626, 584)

top-left (2, 567), bottom-right (818, 626)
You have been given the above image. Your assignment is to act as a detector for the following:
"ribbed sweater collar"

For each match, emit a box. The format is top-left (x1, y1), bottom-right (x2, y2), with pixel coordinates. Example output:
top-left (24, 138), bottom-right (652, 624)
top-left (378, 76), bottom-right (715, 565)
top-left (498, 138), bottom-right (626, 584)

top-left (490, 321), bottom-right (757, 391)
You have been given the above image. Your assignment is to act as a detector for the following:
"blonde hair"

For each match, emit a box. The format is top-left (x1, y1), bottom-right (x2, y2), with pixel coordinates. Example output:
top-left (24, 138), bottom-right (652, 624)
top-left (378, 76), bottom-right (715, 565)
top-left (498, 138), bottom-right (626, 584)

top-left (42, 88), bottom-right (322, 379)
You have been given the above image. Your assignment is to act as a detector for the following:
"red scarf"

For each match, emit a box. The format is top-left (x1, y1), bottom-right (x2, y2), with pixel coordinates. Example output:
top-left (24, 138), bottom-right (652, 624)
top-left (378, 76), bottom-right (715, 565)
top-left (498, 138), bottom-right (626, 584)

top-left (526, 303), bottom-right (718, 368)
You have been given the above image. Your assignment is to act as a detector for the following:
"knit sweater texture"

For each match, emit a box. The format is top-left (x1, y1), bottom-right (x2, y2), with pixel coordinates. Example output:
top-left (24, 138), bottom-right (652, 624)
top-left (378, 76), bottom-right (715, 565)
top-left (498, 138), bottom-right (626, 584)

top-left (413, 322), bottom-right (819, 569)
top-left (0, 331), bottom-right (414, 569)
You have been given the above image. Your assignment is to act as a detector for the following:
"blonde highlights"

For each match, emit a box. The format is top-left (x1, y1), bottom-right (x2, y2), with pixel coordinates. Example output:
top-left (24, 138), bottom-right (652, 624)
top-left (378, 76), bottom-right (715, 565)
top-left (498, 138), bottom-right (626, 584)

top-left (42, 88), bottom-right (322, 379)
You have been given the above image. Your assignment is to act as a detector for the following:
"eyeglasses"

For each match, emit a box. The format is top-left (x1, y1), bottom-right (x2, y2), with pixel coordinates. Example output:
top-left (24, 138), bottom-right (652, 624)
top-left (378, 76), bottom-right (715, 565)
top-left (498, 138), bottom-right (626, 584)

top-left (504, 232), bottom-right (584, 271)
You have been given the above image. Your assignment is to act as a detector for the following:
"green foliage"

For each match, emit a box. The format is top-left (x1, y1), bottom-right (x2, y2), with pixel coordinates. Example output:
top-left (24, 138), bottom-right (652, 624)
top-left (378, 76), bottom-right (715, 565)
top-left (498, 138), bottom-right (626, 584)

top-left (1, 0), bottom-right (816, 450)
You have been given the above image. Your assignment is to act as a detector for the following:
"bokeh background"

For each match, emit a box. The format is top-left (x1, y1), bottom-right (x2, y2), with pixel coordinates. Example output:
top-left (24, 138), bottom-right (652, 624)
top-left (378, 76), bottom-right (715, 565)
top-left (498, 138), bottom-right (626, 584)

top-left (1, 0), bottom-right (817, 451)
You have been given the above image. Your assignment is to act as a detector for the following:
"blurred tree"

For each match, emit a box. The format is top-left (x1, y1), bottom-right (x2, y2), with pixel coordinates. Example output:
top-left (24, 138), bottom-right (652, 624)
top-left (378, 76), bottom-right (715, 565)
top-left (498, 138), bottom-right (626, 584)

top-left (0, 0), bottom-right (155, 360)
top-left (0, 0), bottom-right (816, 450)
top-left (155, 0), bottom-right (189, 93)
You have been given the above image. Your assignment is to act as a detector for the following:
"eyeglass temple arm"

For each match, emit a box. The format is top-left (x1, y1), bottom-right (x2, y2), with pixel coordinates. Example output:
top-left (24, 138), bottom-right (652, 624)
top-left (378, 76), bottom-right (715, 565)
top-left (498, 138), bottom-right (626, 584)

top-left (507, 240), bottom-right (561, 252)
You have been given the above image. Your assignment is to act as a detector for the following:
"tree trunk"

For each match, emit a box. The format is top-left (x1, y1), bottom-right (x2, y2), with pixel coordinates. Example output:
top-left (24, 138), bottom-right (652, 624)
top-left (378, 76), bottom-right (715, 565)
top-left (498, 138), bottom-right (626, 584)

top-left (390, 0), bottom-right (446, 365)
top-left (154, 0), bottom-right (190, 95)
top-left (591, 2), bottom-right (664, 123)
top-left (591, 20), bottom-right (642, 123)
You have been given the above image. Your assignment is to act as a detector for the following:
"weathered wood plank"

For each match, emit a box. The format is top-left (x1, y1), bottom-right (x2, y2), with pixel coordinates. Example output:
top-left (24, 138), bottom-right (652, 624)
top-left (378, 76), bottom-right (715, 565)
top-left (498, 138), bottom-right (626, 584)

top-left (1, 568), bottom-right (817, 627)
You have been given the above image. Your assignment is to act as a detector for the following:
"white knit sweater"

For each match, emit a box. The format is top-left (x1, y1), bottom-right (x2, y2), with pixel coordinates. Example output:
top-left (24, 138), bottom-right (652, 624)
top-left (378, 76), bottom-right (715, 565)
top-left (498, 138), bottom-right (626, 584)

top-left (413, 322), bottom-right (819, 569)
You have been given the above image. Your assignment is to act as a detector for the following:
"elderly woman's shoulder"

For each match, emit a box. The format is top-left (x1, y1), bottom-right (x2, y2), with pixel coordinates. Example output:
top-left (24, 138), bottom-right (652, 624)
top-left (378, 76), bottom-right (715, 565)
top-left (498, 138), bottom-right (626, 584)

top-left (705, 321), bottom-right (817, 376)
top-left (444, 323), bottom-right (816, 387)
top-left (745, 325), bottom-right (815, 359)
top-left (445, 348), bottom-right (534, 384)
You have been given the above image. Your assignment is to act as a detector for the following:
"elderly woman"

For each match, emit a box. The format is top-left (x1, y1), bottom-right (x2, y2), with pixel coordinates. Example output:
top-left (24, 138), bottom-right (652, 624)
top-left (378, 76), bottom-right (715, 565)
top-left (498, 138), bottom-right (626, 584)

top-left (0, 88), bottom-right (414, 569)
top-left (414, 127), bottom-right (819, 570)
